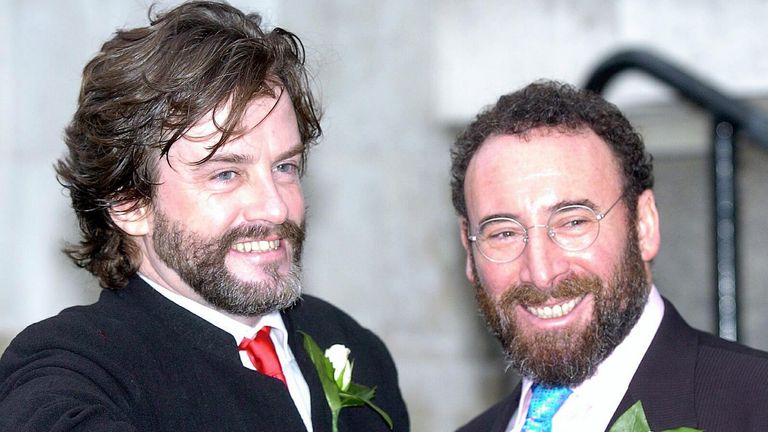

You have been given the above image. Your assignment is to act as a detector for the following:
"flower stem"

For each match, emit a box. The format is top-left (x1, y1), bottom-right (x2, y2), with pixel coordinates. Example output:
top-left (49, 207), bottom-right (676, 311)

top-left (331, 409), bottom-right (340, 432)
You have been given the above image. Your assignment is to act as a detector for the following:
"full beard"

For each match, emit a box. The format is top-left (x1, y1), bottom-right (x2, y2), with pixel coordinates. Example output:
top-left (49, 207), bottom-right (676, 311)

top-left (152, 210), bottom-right (305, 316)
top-left (473, 229), bottom-right (649, 387)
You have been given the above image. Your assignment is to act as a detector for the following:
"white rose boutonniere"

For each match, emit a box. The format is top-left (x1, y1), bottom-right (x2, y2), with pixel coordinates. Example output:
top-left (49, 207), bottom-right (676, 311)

top-left (325, 344), bottom-right (353, 391)
top-left (300, 332), bottom-right (393, 432)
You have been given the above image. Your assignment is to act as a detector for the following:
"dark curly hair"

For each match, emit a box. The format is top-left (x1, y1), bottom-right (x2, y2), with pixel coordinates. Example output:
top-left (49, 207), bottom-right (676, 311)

top-left (450, 80), bottom-right (653, 220)
top-left (56, 1), bottom-right (322, 289)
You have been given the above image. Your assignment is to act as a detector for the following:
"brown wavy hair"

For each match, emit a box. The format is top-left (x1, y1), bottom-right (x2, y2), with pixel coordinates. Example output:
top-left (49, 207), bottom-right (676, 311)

top-left (450, 80), bottom-right (653, 220)
top-left (56, 1), bottom-right (322, 289)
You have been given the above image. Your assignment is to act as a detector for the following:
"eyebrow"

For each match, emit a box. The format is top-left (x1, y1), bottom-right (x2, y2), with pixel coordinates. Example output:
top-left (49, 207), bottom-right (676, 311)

top-left (275, 142), bottom-right (306, 162)
top-left (204, 153), bottom-right (251, 165)
top-left (477, 198), bottom-right (600, 226)
top-left (199, 142), bottom-right (306, 166)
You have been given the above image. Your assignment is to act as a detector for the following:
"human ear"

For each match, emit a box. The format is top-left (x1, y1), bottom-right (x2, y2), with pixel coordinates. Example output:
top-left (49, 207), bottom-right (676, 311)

top-left (109, 200), bottom-right (150, 236)
top-left (459, 217), bottom-right (475, 282)
top-left (635, 189), bottom-right (660, 262)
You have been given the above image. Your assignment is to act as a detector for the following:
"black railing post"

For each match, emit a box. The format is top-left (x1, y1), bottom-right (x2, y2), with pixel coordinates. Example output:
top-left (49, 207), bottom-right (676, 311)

top-left (713, 120), bottom-right (740, 341)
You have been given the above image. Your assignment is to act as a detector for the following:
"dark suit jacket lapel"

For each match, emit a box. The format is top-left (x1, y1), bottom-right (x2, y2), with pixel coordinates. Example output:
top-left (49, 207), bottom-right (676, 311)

top-left (120, 276), bottom-right (241, 363)
top-left (494, 385), bottom-right (523, 432)
top-left (117, 277), bottom-right (309, 430)
top-left (283, 300), bottom-right (333, 432)
top-left (608, 298), bottom-right (699, 431)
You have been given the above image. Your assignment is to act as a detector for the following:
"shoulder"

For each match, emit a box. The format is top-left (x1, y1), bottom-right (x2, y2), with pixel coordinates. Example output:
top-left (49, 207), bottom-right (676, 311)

top-left (690, 331), bottom-right (768, 430)
top-left (661, 299), bottom-right (768, 378)
top-left (0, 285), bottom-right (168, 405)
top-left (0, 288), bottom-right (151, 429)
top-left (658, 300), bottom-right (768, 428)
top-left (697, 329), bottom-right (768, 361)
top-left (694, 329), bottom-right (768, 387)
top-left (657, 299), bottom-right (768, 389)
top-left (0, 278), bottom-right (200, 390)
top-left (4, 289), bottom-right (135, 356)
top-left (4, 280), bottom-right (167, 355)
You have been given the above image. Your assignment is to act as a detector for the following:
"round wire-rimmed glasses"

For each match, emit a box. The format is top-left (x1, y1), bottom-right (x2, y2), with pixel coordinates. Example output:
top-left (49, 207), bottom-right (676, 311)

top-left (467, 195), bottom-right (624, 263)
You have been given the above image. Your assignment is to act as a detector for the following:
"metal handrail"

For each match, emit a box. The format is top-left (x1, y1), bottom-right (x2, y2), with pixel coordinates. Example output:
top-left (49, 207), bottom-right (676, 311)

top-left (584, 49), bottom-right (768, 342)
top-left (585, 49), bottom-right (768, 149)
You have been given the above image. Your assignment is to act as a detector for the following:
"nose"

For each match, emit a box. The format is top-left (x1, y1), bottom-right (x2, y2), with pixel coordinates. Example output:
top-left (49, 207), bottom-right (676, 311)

top-left (241, 173), bottom-right (290, 225)
top-left (517, 225), bottom-right (569, 291)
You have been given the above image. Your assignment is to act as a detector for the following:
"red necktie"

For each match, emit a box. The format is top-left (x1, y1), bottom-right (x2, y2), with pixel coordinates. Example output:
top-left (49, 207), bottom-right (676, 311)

top-left (239, 326), bottom-right (287, 386)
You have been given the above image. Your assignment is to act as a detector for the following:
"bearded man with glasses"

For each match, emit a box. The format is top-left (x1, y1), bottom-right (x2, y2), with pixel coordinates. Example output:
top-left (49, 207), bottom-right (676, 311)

top-left (452, 80), bottom-right (768, 432)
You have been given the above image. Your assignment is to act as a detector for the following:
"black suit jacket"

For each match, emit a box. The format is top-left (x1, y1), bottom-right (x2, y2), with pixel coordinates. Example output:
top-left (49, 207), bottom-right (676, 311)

top-left (0, 276), bottom-right (409, 431)
top-left (458, 299), bottom-right (768, 432)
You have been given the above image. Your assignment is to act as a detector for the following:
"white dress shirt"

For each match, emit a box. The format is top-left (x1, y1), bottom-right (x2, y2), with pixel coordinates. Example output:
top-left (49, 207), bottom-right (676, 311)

top-left (507, 285), bottom-right (665, 432)
top-left (139, 274), bottom-right (314, 432)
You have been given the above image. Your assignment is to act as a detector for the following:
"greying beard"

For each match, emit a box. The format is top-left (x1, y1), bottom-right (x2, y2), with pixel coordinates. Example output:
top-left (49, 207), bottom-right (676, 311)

top-left (472, 229), bottom-right (649, 387)
top-left (152, 210), bottom-right (305, 316)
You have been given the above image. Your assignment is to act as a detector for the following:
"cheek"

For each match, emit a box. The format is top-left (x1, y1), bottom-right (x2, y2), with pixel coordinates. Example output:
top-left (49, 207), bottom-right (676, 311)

top-left (152, 187), bottom-right (204, 224)
top-left (162, 191), bottom-right (237, 234)
top-left (568, 243), bottom-right (623, 281)
top-left (474, 260), bottom-right (518, 299)
top-left (281, 184), bottom-right (305, 219)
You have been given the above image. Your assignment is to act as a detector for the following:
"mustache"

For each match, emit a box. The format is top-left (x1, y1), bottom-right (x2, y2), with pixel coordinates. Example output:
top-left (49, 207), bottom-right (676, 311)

top-left (216, 220), bottom-right (306, 258)
top-left (500, 275), bottom-right (603, 307)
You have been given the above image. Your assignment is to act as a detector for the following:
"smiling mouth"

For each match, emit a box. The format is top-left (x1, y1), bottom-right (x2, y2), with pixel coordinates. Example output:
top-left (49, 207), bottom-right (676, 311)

top-left (525, 295), bottom-right (586, 319)
top-left (231, 239), bottom-right (281, 253)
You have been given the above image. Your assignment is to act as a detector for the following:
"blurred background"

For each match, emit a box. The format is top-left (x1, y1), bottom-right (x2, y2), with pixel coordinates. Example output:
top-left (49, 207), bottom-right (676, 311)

top-left (2, 1), bottom-right (768, 430)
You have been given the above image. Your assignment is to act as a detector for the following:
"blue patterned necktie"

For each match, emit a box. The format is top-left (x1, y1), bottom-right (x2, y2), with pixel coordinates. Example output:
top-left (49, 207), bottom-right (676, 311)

top-left (521, 384), bottom-right (572, 432)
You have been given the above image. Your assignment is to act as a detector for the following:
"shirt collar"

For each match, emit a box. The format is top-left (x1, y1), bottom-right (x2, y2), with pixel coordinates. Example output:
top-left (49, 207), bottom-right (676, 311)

top-left (573, 286), bottom-right (664, 412)
top-left (515, 285), bottom-right (664, 428)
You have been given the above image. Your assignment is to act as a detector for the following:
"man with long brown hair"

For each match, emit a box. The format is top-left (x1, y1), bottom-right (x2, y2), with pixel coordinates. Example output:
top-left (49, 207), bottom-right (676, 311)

top-left (0, 2), bottom-right (408, 431)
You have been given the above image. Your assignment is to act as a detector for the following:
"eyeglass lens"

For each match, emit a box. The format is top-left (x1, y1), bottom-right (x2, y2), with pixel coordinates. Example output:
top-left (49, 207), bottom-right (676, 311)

top-left (477, 205), bottom-right (602, 262)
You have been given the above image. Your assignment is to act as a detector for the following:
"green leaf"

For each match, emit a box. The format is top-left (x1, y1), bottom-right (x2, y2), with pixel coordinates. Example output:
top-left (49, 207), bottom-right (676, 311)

top-left (363, 398), bottom-right (394, 430)
top-left (608, 401), bottom-right (651, 432)
top-left (609, 401), bottom-right (703, 432)
top-left (300, 332), bottom-right (342, 412)
top-left (345, 382), bottom-right (376, 401)
top-left (338, 383), bottom-right (375, 407)
top-left (338, 393), bottom-right (367, 407)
